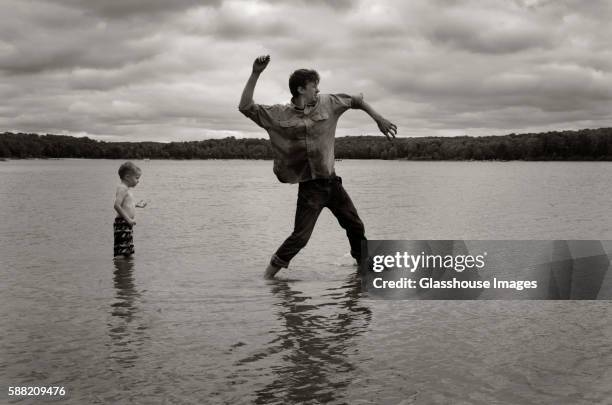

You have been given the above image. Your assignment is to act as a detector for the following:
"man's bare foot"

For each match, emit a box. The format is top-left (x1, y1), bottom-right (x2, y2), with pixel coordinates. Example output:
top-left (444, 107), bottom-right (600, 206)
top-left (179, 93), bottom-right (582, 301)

top-left (264, 263), bottom-right (281, 279)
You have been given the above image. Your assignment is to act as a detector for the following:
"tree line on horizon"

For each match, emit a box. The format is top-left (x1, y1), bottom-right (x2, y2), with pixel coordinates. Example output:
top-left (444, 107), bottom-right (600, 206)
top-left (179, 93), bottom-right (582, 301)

top-left (1, 128), bottom-right (612, 161)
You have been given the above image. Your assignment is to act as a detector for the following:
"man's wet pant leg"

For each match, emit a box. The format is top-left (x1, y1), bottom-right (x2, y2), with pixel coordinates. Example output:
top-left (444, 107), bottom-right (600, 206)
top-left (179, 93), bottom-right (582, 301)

top-left (270, 177), bottom-right (366, 268)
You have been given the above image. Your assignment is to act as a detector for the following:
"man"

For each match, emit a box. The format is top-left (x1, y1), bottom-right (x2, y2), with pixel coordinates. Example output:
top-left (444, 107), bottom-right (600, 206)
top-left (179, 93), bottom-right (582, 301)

top-left (239, 55), bottom-right (397, 279)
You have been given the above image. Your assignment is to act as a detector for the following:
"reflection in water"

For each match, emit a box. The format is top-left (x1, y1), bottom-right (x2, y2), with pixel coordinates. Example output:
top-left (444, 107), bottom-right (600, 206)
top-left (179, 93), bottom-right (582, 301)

top-left (107, 257), bottom-right (148, 368)
top-left (237, 273), bottom-right (371, 404)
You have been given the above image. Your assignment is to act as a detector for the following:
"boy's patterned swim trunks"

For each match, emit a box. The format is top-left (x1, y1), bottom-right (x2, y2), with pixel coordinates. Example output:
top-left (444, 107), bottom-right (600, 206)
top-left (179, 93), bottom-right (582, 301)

top-left (114, 217), bottom-right (134, 256)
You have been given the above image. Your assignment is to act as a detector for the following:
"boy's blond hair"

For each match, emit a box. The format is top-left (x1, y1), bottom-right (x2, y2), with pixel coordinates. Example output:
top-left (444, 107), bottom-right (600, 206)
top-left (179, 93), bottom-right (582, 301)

top-left (118, 161), bottom-right (141, 179)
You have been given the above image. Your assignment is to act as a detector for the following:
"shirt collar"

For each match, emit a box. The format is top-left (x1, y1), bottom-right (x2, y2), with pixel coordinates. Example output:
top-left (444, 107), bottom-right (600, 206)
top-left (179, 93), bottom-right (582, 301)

top-left (290, 96), bottom-right (319, 112)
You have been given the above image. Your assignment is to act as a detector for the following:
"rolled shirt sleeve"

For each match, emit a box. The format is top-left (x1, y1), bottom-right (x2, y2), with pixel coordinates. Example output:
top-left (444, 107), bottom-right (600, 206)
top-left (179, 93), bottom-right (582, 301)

top-left (238, 102), bottom-right (278, 129)
top-left (328, 93), bottom-right (364, 115)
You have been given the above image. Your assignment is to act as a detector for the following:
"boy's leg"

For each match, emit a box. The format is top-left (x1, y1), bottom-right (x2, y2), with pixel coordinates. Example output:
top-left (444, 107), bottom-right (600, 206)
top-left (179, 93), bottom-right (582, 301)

top-left (270, 181), bottom-right (326, 269)
top-left (328, 178), bottom-right (366, 264)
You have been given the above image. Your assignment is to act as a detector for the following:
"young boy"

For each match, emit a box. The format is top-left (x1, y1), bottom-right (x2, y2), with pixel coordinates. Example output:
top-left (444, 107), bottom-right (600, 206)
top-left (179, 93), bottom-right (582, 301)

top-left (239, 55), bottom-right (397, 279)
top-left (114, 161), bottom-right (146, 257)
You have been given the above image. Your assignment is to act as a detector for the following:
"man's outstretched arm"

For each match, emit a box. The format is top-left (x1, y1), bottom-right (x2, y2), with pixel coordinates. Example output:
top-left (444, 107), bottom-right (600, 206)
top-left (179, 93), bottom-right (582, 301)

top-left (355, 97), bottom-right (397, 141)
top-left (239, 55), bottom-right (270, 111)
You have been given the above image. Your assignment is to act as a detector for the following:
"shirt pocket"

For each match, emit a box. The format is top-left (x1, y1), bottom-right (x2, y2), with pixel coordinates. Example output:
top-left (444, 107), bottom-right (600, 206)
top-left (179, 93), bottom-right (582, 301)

top-left (278, 119), bottom-right (304, 139)
top-left (308, 112), bottom-right (330, 139)
top-left (310, 111), bottom-right (329, 122)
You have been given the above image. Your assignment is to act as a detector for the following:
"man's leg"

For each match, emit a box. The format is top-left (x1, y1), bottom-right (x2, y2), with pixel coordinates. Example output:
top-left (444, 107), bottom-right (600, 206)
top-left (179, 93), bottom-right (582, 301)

top-left (328, 178), bottom-right (366, 264)
top-left (266, 181), bottom-right (325, 278)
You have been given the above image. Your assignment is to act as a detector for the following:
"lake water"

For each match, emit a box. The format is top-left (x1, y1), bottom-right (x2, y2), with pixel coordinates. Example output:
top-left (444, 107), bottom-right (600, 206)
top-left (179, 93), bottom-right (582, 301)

top-left (2, 159), bottom-right (612, 404)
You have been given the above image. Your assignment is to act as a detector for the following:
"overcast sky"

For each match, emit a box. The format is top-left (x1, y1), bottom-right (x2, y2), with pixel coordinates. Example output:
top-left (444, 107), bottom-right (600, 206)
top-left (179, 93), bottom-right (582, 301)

top-left (1, 0), bottom-right (611, 141)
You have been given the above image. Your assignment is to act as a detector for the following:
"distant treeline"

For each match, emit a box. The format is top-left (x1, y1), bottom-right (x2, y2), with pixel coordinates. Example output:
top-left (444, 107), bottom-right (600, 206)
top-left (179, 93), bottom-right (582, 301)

top-left (2, 128), bottom-right (612, 160)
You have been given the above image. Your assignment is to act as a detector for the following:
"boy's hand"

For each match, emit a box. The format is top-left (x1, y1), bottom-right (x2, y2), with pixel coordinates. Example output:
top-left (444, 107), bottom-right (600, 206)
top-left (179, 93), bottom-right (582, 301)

top-left (252, 55), bottom-right (270, 74)
top-left (136, 200), bottom-right (147, 208)
top-left (376, 117), bottom-right (397, 141)
top-left (127, 218), bottom-right (136, 226)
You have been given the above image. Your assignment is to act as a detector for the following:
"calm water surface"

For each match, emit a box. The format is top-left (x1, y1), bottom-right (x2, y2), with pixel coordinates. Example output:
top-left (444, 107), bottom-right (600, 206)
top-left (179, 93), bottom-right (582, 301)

top-left (2, 159), bottom-right (612, 404)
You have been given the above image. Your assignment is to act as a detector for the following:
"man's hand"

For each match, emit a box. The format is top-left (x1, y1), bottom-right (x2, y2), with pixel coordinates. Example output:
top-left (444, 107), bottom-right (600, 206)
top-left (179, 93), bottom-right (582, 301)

top-left (252, 55), bottom-right (270, 74)
top-left (376, 117), bottom-right (397, 141)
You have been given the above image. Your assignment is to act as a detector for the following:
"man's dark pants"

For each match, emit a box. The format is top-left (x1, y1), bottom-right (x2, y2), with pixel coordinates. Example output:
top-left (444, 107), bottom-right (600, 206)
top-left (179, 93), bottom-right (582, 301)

top-left (271, 176), bottom-right (366, 268)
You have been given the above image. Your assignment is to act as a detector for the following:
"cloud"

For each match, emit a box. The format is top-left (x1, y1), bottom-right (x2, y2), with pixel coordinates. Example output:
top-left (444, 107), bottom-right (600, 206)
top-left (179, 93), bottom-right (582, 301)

top-left (63, 0), bottom-right (219, 19)
top-left (0, 1), bottom-right (169, 75)
top-left (180, 3), bottom-right (291, 40)
top-left (426, 19), bottom-right (554, 54)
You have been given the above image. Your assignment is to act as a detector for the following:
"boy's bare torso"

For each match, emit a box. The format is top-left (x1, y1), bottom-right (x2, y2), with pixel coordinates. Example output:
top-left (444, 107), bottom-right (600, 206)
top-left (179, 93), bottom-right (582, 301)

top-left (116, 183), bottom-right (136, 219)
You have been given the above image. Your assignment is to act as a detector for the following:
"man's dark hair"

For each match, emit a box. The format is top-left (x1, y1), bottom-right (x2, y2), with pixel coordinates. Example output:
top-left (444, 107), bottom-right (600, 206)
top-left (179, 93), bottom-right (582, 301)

top-left (289, 69), bottom-right (320, 98)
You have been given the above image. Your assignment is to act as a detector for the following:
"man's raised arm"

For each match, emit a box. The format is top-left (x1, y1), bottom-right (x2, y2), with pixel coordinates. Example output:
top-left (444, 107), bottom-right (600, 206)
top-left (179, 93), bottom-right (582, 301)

top-left (239, 55), bottom-right (270, 111)
top-left (354, 96), bottom-right (398, 141)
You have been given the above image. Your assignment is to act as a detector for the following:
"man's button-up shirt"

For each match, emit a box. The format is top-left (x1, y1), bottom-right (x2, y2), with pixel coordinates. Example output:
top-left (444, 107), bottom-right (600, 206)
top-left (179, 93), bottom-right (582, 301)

top-left (239, 93), bottom-right (363, 183)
